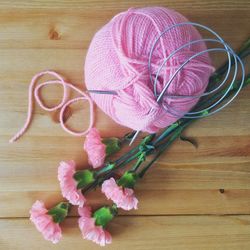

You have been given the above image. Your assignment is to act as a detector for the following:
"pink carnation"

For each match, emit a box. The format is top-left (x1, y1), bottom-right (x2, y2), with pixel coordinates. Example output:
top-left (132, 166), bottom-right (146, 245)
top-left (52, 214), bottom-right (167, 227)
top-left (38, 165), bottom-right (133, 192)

top-left (29, 200), bottom-right (62, 244)
top-left (101, 177), bottom-right (138, 210)
top-left (78, 206), bottom-right (112, 246)
top-left (83, 128), bottom-right (106, 168)
top-left (58, 160), bottom-right (86, 207)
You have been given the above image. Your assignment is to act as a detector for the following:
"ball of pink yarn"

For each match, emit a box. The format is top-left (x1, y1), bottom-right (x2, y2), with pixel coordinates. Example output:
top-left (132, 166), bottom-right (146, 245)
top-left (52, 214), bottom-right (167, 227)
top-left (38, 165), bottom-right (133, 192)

top-left (84, 7), bottom-right (213, 133)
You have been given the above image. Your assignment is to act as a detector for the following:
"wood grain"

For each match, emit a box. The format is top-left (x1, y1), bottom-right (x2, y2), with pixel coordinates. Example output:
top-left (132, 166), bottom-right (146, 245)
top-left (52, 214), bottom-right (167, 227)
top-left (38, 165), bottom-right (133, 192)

top-left (0, 0), bottom-right (249, 249)
top-left (1, 216), bottom-right (250, 250)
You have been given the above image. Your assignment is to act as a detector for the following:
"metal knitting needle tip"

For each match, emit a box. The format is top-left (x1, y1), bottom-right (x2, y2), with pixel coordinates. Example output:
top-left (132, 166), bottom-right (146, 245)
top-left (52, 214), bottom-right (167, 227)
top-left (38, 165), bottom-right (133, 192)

top-left (129, 130), bottom-right (140, 146)
top-left (87, 90), bottom-right (118, 95)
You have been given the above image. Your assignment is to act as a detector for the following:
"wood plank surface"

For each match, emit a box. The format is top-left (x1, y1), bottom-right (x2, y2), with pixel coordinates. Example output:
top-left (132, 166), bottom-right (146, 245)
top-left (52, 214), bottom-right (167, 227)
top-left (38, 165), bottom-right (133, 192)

top-left (2, 216), bottom-right (250, 250)
top-left (0, 0), bottom-right (249, 249)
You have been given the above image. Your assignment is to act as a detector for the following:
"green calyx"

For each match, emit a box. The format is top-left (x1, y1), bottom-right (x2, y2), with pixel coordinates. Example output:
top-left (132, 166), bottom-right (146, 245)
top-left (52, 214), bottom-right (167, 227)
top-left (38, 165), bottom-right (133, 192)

top-left (48, 202), bottom-right (70, 224)
top-left (73, 169), bottom-right (95, 189)
top-left (93, 205), bottom-right (117, 228)
top-left (102, 137), bottom-right (121, 156)
top-left (117, 171), bottom-right (138, 189)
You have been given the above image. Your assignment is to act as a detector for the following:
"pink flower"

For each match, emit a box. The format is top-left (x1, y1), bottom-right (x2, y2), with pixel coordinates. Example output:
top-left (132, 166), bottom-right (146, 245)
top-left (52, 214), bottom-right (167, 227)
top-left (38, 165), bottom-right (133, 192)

top-left (101, 178), bottom-right (138, 210)
top-left (29, 200), bottom-right (62, 244)
top-left (78, 206), bottom-right (112, 246)
top-left (58, 161), bottom-right (86, 207)
top-left (84, 128), bottom-right (106, 168)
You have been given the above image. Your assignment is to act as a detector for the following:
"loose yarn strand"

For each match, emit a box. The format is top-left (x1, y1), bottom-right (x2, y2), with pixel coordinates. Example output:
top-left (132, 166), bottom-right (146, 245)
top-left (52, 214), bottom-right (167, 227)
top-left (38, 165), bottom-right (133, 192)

top-left (9, 71), bottom-right (95, 143)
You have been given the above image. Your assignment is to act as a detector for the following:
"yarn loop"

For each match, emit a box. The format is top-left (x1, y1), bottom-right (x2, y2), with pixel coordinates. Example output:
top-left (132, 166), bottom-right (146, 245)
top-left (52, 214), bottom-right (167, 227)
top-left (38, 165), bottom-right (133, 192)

top-left (9, 71), bottom-right (94, 143)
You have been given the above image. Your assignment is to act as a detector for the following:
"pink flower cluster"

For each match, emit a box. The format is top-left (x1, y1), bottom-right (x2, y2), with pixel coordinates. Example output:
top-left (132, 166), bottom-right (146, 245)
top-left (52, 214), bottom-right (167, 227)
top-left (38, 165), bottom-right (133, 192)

top-left (78, 206), bottom-right (112, 246)
top-left (29, 200), bottom-right (62, 244)
top-left (102, 177), bottom-right (138, 210)
top-left (84, 128), bottom-right (106, 168)
top-left (30, 128), bottom-right (138, 246)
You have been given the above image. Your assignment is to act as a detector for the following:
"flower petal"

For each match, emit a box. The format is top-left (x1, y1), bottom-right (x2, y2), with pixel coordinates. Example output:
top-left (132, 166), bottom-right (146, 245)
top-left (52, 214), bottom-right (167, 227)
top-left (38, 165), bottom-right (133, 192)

top-left (84, 128), bottom-right (106, 168)
top-left (58, 161), bottom-right (86, 207)
top-left (29, 200), bottom-right (62, 244)
top-left (101, 178), bottom-right (139, 211)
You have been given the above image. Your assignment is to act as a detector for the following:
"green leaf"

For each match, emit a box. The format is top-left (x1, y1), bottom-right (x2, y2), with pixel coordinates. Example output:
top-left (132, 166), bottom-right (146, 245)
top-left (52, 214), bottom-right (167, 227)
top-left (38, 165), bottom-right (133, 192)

top-left (102, 137), bottom-right (121, 156)
top-left (73, 170), bottom-right (95, 189)
top-left (93, 206), bottom-right (115, 227)
top-left (117, 171), bottom-right (138, 189)
top-left (180, 135), bottom-right (198, 148)
top-left (48, 202), bottom-right (70, 224)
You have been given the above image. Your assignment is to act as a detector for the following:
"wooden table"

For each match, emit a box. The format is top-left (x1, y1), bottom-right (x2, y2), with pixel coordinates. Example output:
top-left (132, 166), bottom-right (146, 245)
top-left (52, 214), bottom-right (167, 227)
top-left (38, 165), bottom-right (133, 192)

top-left (0, 1), bottom-right (249, 249)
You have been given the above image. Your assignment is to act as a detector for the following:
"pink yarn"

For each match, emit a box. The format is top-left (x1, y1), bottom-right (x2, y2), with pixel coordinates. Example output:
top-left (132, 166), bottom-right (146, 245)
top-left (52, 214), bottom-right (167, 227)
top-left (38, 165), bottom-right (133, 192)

top-left (85, 7), bottom-right (214, 133)
top-left (9, 71), bottom-right (94, 143)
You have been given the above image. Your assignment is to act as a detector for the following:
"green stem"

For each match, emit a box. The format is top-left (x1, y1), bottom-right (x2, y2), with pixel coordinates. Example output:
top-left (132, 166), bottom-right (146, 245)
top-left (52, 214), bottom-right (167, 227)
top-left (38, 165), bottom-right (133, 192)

top-left (139, 74), bottom-right (250, 178)
top-left (130, 152), bottom-right (146, 172)
top-left (139, 124), bottom-right (187, 178)
top-left (93, 73), bottom-right (250, 187)
top-left (94, 131), bottom-right (142, 176)
top-left (115, 145), bottom-right (140, 165)
top-left (210, 37), bottom-right (250, 81)
top-left (194, 73), bottom-right (250, 112)
top-left (95, 73), bottom-right (249, 181)
top-left (152, 119), bottom-right (191, 147)
top-left (153, 121), bottom-right (180, 145)
top-left (114, 151), bottom-right (142, 171)
top-left (96, 163), bottom-right (115, 175)
top-left (83, 150), bottom-right (143, 194)
top-left (95, 144), bottom-right (140, 176)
